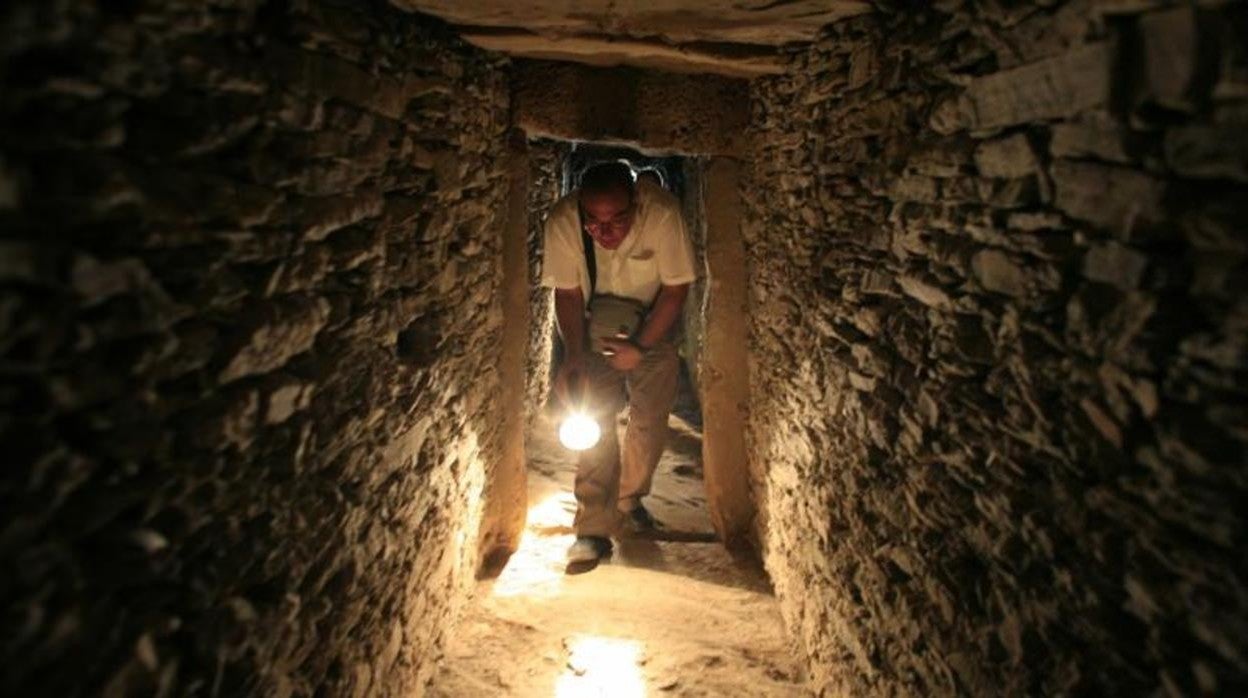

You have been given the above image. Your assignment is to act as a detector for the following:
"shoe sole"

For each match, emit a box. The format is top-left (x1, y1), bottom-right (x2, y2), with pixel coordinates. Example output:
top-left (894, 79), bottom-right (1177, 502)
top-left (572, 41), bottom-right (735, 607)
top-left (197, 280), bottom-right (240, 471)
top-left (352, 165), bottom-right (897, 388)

top-left (565, 558), bottom-right (602, 575)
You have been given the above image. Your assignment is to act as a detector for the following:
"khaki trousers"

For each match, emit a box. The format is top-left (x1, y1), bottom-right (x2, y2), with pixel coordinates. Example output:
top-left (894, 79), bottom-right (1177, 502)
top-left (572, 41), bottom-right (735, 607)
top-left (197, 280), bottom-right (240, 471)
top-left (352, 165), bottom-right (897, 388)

top-left (573, 342), bottom-right (679, 537)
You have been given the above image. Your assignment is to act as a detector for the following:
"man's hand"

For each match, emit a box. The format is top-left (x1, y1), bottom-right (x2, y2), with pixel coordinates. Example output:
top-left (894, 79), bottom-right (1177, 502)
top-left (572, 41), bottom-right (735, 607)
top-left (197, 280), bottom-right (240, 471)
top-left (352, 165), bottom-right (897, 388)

top-left (553, 354), bottom-right (589, 408)
top-left (600, 335), bottom-right (643, 372)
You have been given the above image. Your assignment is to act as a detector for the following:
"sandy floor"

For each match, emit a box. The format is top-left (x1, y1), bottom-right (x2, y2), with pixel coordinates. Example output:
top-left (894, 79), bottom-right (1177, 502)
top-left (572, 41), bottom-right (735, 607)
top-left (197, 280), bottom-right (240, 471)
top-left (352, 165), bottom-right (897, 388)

top-left (429, 409), bottom-right (809, 697)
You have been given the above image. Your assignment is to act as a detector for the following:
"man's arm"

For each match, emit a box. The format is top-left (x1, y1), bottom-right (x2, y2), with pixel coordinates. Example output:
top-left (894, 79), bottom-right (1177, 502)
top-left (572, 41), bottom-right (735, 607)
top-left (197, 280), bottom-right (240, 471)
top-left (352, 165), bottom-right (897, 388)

top-left (598, 282), bottom-right (687, 372)
top-left (634, 282), bottom-right (689, 350)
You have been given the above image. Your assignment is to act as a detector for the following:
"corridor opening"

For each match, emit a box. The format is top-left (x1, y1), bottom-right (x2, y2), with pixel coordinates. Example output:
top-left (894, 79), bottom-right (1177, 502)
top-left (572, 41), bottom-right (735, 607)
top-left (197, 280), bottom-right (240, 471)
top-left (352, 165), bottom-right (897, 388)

top-left (430, 137), bottom-right (797, 694)
top-left (509, 137), bottom-right (758, 555)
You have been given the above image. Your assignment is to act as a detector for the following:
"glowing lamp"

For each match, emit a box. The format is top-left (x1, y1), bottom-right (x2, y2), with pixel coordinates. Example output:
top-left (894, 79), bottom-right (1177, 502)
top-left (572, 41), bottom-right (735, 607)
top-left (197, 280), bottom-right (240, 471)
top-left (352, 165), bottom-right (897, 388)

top-left (559, 413), bottom-right (600, 451)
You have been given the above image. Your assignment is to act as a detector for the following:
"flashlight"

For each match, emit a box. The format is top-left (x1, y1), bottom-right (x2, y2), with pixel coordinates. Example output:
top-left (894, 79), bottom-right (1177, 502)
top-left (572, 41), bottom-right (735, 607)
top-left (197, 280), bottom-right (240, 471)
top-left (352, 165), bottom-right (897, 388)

top-left (558, 365), bottom-right (602, 451)
top-left (559, 412), bottom-right (600, 451)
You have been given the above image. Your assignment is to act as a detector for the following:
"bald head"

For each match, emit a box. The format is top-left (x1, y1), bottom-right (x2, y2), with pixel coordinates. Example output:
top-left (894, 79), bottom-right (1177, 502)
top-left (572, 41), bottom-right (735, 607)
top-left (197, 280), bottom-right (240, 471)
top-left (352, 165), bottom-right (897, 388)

top-left (578, 162), bottom-right (637, 250)
top-left (579, 162), bottom-right (634, 201)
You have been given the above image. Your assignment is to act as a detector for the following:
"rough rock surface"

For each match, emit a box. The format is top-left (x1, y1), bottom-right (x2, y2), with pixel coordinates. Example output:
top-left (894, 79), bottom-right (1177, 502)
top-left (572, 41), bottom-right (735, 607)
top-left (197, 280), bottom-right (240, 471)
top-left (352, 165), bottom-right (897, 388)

top-left (0, 0), bottom-right (511, 695)
top-left (744, 1), bottom-right (1248, 695)
top-left (524, 139), bottom-right (568, 429)
top-left (514, 60), bottom-right (750, 156)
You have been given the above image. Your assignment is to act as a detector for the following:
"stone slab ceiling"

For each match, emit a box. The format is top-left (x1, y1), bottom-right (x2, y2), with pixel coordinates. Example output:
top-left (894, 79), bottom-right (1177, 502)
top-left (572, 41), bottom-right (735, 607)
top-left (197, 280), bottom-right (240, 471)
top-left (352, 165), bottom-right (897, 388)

top-left (393, 1), bottom-right (873, 77)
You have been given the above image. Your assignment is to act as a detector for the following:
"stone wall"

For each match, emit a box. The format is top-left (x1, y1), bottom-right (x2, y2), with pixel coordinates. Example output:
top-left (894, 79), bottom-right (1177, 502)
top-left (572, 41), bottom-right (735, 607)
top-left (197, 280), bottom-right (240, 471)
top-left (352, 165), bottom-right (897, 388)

top-left (0, 1), bottom-right (510, 696)
top-left (513, 60), bottom-right (750, 156)
top-left (524, 139), bottom-right (568, 423)
top-left (744, 1), bottom-right (1248, 695)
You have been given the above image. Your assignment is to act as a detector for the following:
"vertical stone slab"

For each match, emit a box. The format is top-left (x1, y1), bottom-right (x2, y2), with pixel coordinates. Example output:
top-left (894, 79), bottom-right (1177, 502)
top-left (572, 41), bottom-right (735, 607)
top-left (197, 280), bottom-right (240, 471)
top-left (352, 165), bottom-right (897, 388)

top-left (701, 157), bottom-right (756, 548)
top-left (680, 159), bottom-right (708, 398)
top-left (478, 130), bottom-right (530, 572)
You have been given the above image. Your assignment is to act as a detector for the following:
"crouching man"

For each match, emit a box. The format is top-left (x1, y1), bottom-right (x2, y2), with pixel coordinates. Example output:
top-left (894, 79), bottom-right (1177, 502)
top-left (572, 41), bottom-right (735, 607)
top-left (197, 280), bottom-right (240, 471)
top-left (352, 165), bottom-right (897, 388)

top-left (540, 162), bottom-right (696, 564)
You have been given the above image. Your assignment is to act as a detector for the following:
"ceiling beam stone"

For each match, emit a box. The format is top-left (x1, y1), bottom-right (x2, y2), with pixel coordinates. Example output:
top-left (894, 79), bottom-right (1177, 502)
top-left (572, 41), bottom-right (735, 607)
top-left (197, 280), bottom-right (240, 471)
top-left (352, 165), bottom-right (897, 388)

top-left (462, 29), bottom-right (785, 78)
top-left (393, 1), bottom-right (872, 45)
top-left (393, 0), bottom-right (872, 76)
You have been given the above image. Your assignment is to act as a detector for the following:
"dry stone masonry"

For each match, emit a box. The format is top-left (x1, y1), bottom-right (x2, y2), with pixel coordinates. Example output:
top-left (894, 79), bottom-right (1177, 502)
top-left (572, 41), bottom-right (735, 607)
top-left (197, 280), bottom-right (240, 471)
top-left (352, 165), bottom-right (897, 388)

top-left (513, 61), bottom-right (751, 157)
top-left (744, 1), bottom-right (1248, 695)
top-left (1, 0), bottom-right (510, 695)
top-left (5, 0), bottom-right (1248, 695)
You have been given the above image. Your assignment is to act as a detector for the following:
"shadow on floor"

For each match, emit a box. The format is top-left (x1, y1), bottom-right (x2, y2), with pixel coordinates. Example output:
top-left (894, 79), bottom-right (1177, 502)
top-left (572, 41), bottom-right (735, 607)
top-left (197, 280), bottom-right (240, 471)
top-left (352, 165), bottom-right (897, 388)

top-left (611, 535), bottom-right (773, 595)
top-left (631, 528), bottom-right (717, 543)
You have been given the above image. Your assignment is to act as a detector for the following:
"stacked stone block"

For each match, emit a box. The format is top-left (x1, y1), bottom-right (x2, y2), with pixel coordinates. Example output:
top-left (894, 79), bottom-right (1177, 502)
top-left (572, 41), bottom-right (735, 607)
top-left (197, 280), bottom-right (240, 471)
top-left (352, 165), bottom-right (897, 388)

top-left (744, 1), bottom-right (1248, 694)
top-left (1, 0), bottom-right (510, 695)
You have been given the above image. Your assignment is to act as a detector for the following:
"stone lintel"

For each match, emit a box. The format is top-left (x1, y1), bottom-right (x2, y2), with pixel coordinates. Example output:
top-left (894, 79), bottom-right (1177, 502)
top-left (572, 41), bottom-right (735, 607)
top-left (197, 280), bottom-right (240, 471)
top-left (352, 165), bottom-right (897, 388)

top-left (462, 29), bottom-right (785, 79)
top-left (512, 60), bottom-right (750, 156)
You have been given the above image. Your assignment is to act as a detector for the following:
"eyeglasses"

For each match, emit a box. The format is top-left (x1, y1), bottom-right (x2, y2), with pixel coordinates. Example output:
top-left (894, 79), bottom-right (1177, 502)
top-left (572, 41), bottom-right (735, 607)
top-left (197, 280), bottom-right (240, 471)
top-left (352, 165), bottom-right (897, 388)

top-left (580, 204), bottom-right (634, 235)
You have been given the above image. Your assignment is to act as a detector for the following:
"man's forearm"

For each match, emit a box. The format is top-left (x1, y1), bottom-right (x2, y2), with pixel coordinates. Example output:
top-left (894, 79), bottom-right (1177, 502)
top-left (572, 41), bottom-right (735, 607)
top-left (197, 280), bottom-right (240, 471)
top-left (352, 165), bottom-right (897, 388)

top-left (635, 283), bottom-right (689, 349)
top-left (554, 287), bottom-right (588, 359)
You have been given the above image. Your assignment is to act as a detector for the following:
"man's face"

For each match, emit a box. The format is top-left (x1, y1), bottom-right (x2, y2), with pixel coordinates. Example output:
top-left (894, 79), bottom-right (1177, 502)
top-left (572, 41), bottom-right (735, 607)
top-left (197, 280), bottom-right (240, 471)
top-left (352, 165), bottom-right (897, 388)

top-left (580, 187), bottom-right (634, 250)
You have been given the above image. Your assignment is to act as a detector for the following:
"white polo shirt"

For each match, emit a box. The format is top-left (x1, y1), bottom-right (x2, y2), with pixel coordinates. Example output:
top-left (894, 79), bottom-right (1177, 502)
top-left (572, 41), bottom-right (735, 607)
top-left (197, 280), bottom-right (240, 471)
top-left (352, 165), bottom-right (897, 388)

top-left (541, 178), bottom-right (697, 305)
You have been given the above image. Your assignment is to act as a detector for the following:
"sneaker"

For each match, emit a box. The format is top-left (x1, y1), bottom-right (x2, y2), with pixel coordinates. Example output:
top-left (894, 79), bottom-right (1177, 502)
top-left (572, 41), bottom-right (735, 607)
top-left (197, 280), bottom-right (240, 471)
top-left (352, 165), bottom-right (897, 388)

top-left (566, 536), bottom-right (612, 563)
top-left (622, 504), bottom-right (657, 533)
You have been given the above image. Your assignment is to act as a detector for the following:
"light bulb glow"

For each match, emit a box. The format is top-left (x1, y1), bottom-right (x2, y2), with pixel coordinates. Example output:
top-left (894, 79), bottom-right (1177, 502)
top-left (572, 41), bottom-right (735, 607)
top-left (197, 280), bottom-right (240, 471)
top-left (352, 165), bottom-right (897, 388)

top-left (559, 413), bottom-right (601, 451)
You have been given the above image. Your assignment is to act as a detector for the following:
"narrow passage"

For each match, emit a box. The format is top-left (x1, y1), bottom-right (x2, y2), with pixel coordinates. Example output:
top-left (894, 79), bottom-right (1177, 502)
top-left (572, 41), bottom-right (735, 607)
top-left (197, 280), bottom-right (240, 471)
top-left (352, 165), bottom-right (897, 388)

top-left (431, 407), bottom-right (807, 696)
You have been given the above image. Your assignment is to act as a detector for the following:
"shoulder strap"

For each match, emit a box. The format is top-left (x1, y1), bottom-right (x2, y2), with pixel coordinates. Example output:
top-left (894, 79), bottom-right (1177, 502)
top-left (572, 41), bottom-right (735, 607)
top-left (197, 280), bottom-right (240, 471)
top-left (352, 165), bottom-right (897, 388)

top-left (578, 206), bottom-right (596, 296)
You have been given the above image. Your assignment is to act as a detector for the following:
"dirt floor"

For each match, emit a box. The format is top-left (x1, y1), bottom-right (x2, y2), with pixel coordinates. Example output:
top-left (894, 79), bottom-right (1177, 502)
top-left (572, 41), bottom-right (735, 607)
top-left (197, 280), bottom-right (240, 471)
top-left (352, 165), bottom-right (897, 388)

top-left (429, 408), bottom-right (809, 697)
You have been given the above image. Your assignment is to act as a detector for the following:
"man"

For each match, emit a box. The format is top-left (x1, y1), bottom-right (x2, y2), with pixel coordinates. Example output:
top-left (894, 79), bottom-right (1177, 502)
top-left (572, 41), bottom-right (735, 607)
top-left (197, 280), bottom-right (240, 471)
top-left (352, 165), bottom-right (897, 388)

top-left (541, 161), bottom-right (696, 564)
